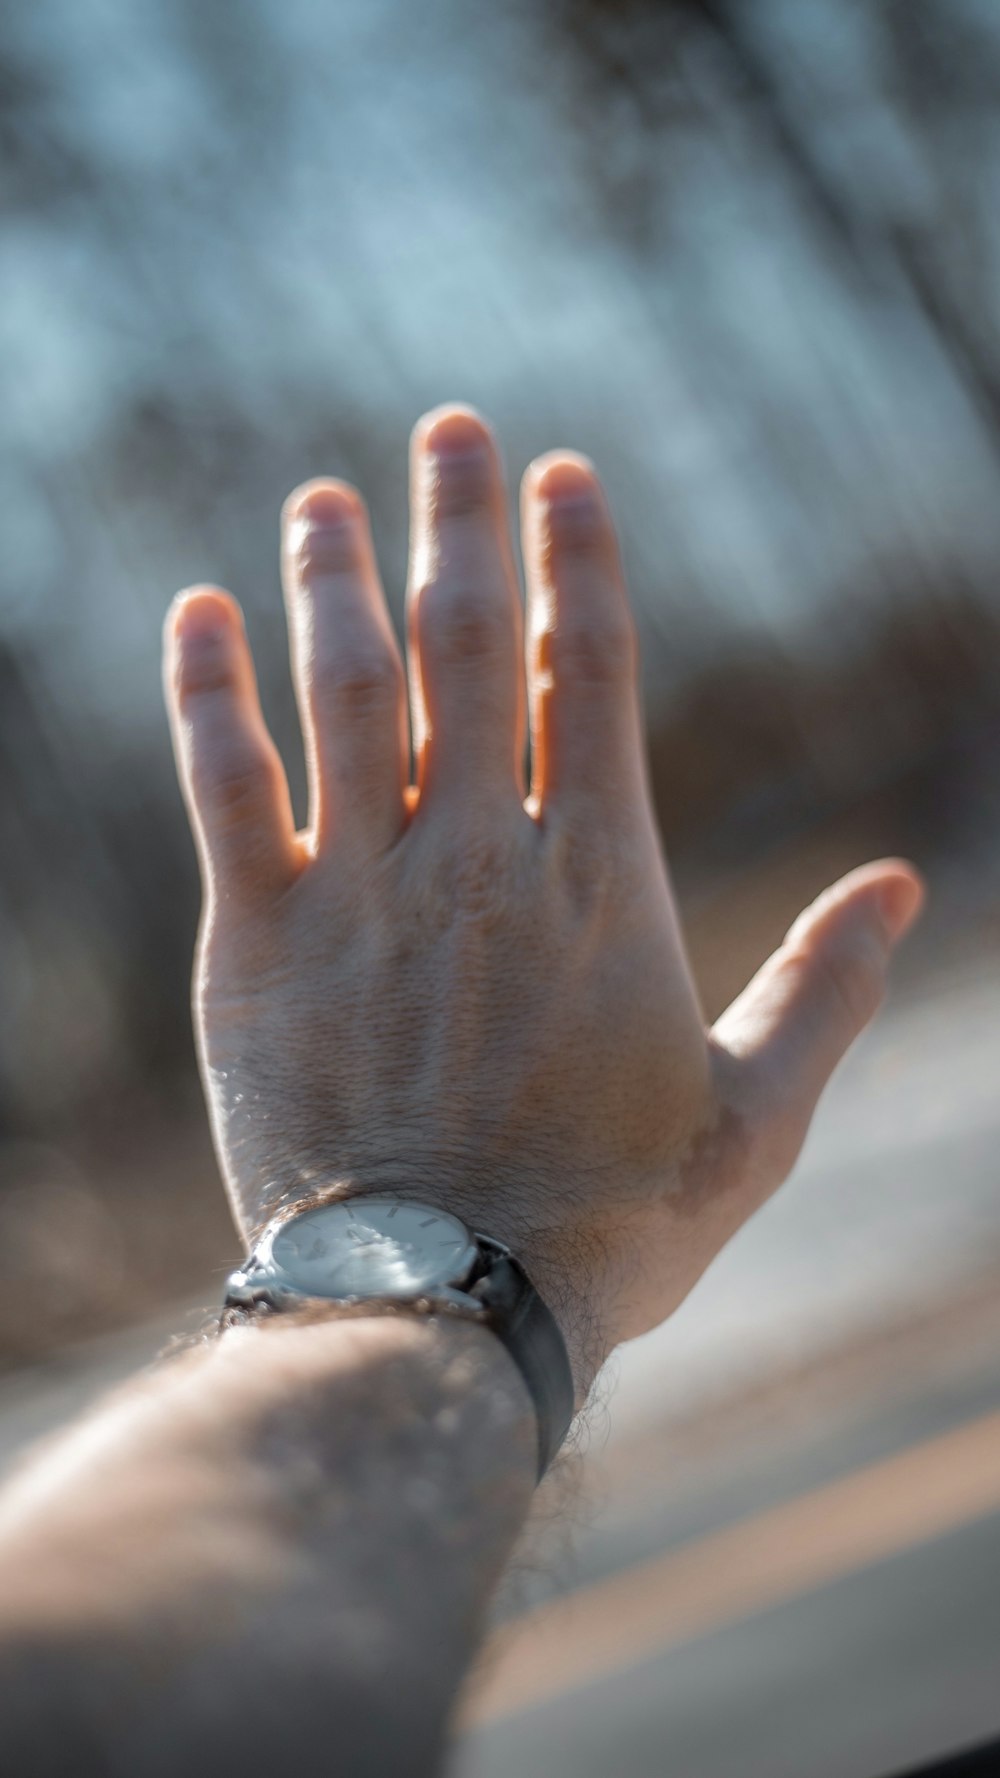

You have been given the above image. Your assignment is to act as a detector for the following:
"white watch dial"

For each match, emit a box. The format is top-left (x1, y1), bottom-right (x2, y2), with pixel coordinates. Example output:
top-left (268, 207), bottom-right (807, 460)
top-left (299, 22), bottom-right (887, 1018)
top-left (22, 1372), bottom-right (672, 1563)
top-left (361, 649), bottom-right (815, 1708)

top-left (266, 1198), bottom-right (478, 1300)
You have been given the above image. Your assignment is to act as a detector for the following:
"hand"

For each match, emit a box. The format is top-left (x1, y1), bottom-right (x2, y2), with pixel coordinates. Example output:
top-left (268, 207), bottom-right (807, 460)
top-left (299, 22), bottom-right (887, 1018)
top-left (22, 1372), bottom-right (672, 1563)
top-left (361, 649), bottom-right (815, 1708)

top-left (165, 405), bottom-right (922, 1391)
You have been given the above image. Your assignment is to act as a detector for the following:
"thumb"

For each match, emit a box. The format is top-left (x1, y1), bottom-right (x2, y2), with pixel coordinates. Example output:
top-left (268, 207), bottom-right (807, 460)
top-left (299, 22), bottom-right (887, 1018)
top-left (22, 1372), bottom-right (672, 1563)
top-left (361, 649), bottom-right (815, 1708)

top-left (711, 859), bottom-right (924, 1182)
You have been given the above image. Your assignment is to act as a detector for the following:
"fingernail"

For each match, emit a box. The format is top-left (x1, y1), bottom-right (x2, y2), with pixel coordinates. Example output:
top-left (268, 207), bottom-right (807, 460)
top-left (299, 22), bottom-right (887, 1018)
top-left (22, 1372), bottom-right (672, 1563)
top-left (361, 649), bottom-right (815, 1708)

top-left (418, 405), bottom-right (491, 461)
top-left (171, 588), bottom-right (232, 645)
top-left (282, 487), bottom-right (362, 583)
top-left (879, 874), bottom-right (924, 944)
top-left (283, 481), bottom-right (360, 538)
top-left (530, 453), bottom-right (597, 507)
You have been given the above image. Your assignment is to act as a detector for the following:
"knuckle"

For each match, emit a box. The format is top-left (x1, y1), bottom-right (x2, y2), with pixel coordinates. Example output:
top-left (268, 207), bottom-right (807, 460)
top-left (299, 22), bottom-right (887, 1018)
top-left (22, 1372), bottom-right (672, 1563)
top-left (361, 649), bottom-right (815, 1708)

top-left (416, 579), bottom-right (511, 667)
top-left (545, 493), bottom-right (606, 555)
top-left (430, 449), bottom-right (495, 522)
top-left (191, 746), bottom-right (275, 823)
top-left (678, 1081), bottom-right (760, 1208)
top-left (553, 817), bottom-right (647, 912)
top-left (546, 613), bottom-right (636, 687)
top-left (175, 644), bottom-right (235, 707)
top-left (312, 647), bottom-right (402, 716)
top-left (408, 821), bottom-right (525, 934)
top-left (809, 940), bottom-right (885, 1031)
top-left (294, 525), bottom-right (361, 583)
top-left (446, 832), bottom-right (515, 923)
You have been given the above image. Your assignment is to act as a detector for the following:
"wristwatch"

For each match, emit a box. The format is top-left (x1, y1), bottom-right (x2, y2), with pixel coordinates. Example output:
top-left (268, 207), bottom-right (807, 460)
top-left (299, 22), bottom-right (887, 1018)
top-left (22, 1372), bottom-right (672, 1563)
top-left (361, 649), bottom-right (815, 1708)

top-left (222, 1195), bottom-right (576, 1481)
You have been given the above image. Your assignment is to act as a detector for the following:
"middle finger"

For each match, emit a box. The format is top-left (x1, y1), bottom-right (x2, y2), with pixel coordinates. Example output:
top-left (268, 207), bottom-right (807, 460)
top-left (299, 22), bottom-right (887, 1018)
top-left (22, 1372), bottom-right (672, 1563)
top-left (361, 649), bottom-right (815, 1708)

top-left (406, 405), bottom-right (526, 818)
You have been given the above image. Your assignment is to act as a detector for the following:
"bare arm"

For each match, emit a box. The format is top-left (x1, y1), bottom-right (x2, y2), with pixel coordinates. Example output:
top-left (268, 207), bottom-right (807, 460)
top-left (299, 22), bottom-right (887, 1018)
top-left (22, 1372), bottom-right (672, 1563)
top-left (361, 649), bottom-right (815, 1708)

top-left (0, 1316), bottom-right (533, 1778)
top-left (0, 404), bottom-right (922, 1774)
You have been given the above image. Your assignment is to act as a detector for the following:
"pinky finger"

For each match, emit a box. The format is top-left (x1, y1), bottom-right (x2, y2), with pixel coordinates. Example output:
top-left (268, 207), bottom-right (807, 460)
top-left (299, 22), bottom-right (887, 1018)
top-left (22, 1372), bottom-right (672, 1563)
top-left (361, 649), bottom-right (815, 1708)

top-left (164, 587), bottom-right (298, 900)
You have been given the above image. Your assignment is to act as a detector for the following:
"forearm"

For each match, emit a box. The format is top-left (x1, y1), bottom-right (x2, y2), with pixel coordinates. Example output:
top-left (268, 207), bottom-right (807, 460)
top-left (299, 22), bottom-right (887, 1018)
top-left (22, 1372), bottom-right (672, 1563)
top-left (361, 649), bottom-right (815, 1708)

top-left (0, 1314), bottom-right (535, 1777)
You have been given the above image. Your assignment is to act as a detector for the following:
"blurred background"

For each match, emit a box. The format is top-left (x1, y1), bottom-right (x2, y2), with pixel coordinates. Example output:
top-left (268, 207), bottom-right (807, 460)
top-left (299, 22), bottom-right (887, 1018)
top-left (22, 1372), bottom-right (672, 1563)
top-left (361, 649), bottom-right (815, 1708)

top-left (2, 1), bottom-right (1000, 1773)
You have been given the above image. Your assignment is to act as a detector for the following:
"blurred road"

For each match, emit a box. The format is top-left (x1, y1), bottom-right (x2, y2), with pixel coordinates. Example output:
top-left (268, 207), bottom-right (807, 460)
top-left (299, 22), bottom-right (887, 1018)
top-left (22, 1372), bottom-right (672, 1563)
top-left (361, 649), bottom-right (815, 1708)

top-left (459, 1509), bottom-right (1000, 1778)
top-left (0, 963), bottom-right (998, 1777)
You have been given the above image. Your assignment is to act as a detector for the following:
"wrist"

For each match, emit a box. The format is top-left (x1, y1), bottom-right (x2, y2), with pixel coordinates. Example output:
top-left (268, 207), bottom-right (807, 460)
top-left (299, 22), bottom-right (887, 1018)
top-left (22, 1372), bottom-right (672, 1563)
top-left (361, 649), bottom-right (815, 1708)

top-left (226, 1185), bottom-right (590, 1462)
top-left (241, 1172), bottom-right (614, 1385)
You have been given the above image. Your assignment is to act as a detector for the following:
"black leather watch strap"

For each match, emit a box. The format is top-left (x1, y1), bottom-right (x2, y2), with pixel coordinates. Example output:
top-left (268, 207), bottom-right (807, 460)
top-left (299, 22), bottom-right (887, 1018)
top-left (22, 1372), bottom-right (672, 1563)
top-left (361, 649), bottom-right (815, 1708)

top-left (467, 1237), bottom-right (576, 1482)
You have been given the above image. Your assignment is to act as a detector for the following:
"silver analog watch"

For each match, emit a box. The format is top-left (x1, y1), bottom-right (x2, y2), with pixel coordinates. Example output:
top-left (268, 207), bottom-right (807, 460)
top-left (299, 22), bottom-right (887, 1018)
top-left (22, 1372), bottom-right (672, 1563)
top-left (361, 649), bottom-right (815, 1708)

top-left (222, 1195), bottom-right (576, 1480)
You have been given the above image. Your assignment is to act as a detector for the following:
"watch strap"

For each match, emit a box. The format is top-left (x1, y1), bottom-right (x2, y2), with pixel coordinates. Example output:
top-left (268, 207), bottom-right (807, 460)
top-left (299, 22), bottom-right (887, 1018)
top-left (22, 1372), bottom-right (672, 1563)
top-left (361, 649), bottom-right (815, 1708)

top-left (467, 1238), bottom-right (575, 1481)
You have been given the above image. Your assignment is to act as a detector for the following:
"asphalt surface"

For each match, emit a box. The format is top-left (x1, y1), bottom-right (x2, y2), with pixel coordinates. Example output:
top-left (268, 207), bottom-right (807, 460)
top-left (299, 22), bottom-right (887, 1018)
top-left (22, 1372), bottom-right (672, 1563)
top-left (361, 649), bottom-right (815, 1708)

top-left (458, 1513), bottom-right (1000, 1778)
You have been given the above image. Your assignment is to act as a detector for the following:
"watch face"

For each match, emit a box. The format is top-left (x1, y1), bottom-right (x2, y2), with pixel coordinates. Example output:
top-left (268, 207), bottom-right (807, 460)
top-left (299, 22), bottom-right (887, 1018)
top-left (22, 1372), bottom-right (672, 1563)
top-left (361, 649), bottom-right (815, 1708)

top-left (265, 1198), bottom-right (478, 1301)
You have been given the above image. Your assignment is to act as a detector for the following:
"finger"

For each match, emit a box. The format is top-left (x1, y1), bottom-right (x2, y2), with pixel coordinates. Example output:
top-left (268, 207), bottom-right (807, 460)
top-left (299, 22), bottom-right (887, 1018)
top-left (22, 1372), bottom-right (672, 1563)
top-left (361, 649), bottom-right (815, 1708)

top-left (164, 587), bottom-right (298, 899)
top-left (521, 453), bottom-right (645, 825)
top-left (406, 405), bottom-right (525, 813)
top-left (282, 480), bottom-right (407, 853)
top-left (712, 860), bottom-right (925, 1181)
